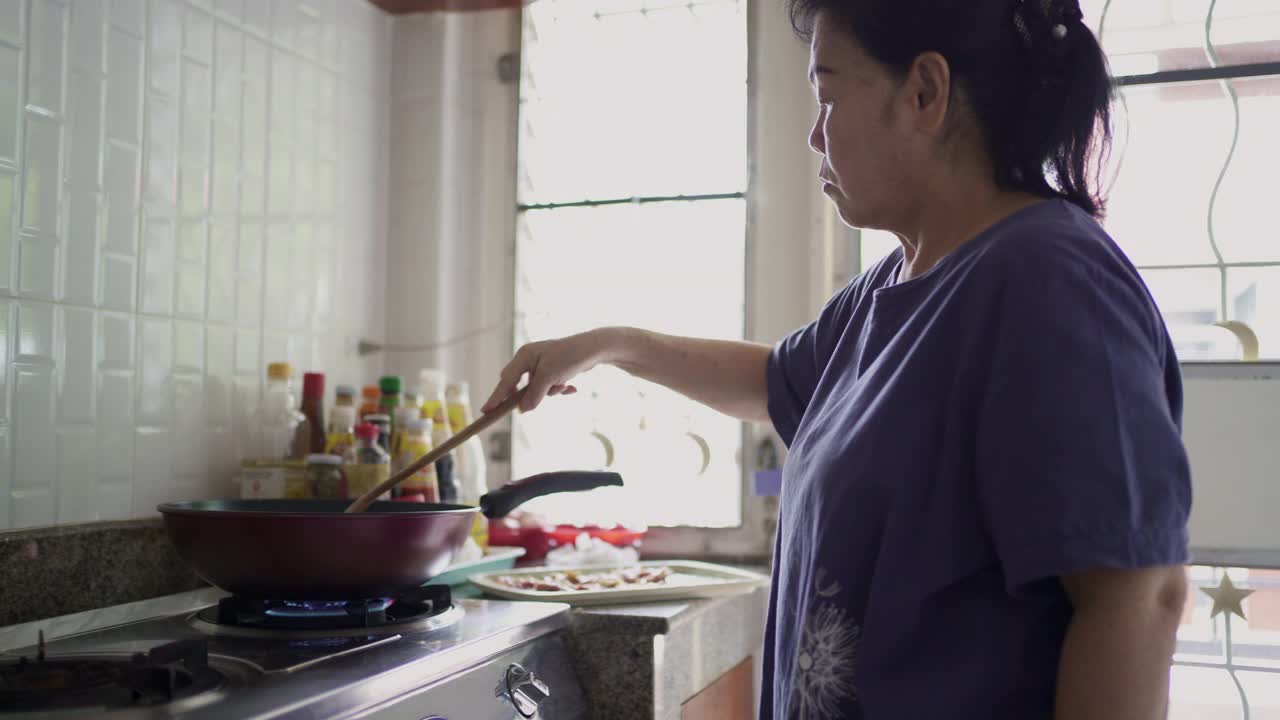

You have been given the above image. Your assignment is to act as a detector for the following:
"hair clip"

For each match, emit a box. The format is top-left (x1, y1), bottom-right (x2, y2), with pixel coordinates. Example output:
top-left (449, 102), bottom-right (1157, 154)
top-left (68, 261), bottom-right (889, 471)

top-left (1051, 23), bottom-right (1068, 40)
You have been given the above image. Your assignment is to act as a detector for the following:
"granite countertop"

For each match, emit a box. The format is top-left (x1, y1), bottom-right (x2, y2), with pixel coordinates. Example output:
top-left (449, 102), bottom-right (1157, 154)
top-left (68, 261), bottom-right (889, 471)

top-left (0, 543), bottom-right (770, 720)
top-left (567, 582), bottom-right (770, 720)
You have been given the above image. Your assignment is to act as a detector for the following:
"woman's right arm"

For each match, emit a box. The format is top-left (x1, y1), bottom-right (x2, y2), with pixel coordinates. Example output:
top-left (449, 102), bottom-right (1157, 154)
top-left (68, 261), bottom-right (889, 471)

top-left (482, 326), bottom-right (772, 424)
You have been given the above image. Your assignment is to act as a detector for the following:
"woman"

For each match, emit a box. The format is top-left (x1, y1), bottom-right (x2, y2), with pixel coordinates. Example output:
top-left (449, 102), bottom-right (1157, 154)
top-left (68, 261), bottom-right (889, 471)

top-left (485, 0), bottom-right (1191, 717)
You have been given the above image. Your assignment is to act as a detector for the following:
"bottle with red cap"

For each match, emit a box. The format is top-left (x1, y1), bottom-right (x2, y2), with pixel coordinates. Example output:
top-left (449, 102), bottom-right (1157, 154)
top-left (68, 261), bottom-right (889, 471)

top-left (300, 372), bottom-right (326, 454)
top-left (344, 422), bottom-right (391, 501)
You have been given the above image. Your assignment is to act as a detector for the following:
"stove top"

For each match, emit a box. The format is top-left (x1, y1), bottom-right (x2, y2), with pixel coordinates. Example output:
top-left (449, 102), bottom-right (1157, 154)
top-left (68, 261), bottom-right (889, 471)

top-left (0, 588), bottom-right (586, 719)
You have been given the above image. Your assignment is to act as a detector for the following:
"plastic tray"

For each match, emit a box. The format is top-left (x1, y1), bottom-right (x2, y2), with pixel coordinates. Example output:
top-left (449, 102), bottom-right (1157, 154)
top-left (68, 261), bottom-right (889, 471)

top-left (426, 546), bottom-right (527, 588)
top-left (468, 560), bottom-right (766, 606)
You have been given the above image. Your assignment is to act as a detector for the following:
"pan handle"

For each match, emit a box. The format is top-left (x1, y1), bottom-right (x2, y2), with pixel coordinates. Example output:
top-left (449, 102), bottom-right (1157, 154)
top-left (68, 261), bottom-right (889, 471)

top-left (480, 471), bottom-right (624, 519)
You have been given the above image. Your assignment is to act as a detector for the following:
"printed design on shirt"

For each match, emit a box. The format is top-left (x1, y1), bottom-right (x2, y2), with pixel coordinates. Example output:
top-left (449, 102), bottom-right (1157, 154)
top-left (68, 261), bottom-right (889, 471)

top-left (789, 568), bottom-right (860, 719)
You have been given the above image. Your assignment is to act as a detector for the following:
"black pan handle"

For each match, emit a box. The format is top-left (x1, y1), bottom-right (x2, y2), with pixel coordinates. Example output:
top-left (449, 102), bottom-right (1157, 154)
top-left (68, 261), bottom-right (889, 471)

top-left (480, 471), bottom-right (624, 519)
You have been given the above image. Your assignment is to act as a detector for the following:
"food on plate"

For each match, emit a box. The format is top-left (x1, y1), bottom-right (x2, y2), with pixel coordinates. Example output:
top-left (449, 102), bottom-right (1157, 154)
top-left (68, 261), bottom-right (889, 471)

top-left (495, 565), bottom-right (673, 592)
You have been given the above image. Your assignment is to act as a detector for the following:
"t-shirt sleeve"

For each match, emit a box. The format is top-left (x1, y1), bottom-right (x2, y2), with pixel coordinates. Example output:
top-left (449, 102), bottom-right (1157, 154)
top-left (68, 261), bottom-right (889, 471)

top-left (767, 320), bottom-right (821, 447)
top-left (766, 284), bottom-right (855, 446)
top-left (975, 247), bottom-right (1192, 593)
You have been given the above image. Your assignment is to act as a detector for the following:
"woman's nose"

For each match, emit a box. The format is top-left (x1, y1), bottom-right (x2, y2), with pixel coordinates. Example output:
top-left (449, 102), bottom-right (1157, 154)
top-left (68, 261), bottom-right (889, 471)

top-left (808, 113), bottom-right (825, 155)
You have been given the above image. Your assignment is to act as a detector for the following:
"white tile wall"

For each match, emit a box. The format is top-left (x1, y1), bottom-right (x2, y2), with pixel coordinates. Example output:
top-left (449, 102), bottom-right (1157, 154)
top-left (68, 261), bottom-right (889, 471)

top-left (0, 0), bottom-right (392, 529)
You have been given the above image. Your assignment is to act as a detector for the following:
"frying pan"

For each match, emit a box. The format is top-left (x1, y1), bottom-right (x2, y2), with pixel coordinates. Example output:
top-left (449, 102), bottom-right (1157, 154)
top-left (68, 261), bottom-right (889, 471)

top-left (158, 470), bottom-right (622, 599)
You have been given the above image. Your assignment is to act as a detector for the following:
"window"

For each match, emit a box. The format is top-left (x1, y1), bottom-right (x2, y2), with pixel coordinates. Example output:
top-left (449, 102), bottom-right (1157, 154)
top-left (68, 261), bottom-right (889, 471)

top-left (512, 0), bottom-right (748, 528)
top-left (856, 1), bottom-right (1280, 361)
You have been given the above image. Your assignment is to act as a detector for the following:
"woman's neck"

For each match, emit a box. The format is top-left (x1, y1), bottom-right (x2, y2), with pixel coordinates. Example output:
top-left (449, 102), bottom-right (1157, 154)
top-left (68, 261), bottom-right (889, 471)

top-left (893, 165), bottom-right (1045, 282)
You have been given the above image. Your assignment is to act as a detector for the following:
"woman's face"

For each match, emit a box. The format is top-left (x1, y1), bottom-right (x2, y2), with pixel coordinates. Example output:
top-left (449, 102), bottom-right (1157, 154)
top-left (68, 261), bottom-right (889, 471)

top-left (807, 12), bottom-right (920, 231)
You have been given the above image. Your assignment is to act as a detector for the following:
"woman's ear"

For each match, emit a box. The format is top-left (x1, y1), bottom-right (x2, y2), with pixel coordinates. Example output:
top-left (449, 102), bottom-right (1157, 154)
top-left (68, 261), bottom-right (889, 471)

top-left (905, 51), bottom-right (953, 134)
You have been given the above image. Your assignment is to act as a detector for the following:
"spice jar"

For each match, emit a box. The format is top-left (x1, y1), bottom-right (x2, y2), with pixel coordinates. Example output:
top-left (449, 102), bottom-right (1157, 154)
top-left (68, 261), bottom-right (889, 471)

top-left (307, 454), bottom-right (346, 498)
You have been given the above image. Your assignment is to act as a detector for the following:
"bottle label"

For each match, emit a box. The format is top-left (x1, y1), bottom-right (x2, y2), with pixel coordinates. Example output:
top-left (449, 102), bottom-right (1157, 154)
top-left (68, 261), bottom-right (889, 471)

top-left (325, 431), bottom-right (355, 458)
top-left (343, 463), bottom-right (390, 500)
top-left (397, 435), bottom-right (440, 503)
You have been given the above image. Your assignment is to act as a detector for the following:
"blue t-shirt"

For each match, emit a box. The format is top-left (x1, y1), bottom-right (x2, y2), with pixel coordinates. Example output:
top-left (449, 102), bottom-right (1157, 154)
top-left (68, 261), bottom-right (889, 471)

top-left (762, 200), bottom-right (1191, 719)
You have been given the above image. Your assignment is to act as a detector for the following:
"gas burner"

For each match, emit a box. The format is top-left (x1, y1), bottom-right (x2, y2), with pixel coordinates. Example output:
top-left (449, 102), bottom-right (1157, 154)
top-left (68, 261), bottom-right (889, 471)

top-left (0, 635), bottom-right (224, 712)
top-left (191, 585), bottom-right (464, 638)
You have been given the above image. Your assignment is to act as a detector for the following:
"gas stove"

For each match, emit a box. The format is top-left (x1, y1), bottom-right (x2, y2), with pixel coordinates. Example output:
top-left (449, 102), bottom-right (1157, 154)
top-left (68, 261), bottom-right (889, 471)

top-left (0, 586), bottom-right (587, 719)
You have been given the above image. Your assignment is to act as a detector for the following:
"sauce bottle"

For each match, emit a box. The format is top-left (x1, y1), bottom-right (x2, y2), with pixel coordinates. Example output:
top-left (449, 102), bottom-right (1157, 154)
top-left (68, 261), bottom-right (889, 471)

top-left (334, 384), bottom-right (356, 409)
top-left (447, 380), bottom-right (490, 549)
top-left (396, 418), bottom-right (440, 503)
top-left (301, 372), bottom-right (326, 454)
top-left (344, 422), bottom-right (390, 501)
top-left (325, 405), bottom-right (357, 462)
top-left (263, 362), bottom-right (307, 459)
top-left (418, 369), bottom-right (459, 503)
top-left (359, 385), bottom-right (381, 419)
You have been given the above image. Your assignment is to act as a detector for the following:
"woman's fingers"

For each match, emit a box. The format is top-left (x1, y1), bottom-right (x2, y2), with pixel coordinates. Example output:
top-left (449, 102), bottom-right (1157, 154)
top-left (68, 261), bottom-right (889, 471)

top-left (482, 347), bottom-right (534, 413)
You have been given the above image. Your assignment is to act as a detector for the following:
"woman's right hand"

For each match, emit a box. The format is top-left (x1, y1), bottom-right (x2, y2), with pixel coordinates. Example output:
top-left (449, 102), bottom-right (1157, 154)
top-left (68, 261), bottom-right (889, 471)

top-left (482, 329), bottom-right (616, 414)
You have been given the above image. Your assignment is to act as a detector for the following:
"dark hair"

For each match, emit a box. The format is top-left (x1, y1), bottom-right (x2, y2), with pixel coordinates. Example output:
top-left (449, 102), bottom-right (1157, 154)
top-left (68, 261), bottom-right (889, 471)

top-left (788, 0), bottom-right (1113, 217)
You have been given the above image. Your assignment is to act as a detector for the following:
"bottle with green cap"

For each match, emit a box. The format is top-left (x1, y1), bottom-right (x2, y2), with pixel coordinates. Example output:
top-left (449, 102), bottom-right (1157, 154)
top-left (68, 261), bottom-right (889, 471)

top-left (378, 376), bottom-right (403, 418)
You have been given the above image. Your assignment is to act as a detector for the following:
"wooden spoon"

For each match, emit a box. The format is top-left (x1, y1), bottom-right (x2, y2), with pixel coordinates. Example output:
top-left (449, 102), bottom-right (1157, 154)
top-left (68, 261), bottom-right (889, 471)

top-left (344, 387), bottom-right (528, 512)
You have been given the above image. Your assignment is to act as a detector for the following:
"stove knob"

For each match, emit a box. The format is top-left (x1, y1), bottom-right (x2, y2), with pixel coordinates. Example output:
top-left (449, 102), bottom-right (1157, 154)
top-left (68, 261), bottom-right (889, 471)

top-left (505, 663), bottom-right (551, 718)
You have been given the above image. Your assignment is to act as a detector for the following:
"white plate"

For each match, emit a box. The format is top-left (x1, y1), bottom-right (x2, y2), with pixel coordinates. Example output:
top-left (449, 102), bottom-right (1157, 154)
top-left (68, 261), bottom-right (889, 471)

top-left (468, 560), bottom-right (767, 606)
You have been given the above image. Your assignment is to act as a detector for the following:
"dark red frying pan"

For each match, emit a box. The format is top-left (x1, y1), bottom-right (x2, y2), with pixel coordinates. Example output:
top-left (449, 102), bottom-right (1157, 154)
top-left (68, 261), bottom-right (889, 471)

top-left (158, 471), bottom-right (622, 599)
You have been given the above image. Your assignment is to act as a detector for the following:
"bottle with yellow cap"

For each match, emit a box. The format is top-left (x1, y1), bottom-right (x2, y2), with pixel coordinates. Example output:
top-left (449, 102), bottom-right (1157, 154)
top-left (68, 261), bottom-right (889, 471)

top-left (263, 362), bottom-right (308, 459)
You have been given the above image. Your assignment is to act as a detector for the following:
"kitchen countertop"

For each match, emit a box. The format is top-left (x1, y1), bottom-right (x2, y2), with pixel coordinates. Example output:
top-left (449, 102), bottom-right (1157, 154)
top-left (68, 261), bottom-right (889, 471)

top-left (0, 574), bottom-right (771, 720)
top-left (567, 581), bottom-right (770, 720)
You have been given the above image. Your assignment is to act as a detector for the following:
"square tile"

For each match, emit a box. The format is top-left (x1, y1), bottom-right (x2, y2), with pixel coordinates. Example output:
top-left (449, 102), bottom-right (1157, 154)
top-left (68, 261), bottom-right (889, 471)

top-left (231, 374), bottom-right (259, 455)
top-left (96, 481), bottom-right (132, 521)
top-left (235, 277), bottom-right (259, 327)
top-left (233, 328), bottom-right (257, 375)
top-left (148, 0), bottom-right (181, 97)
top-left (99, 252), bottom-right (136, 311)
top-left (57, 428), bottom-right (98, 523)
top-left (178, 219), bottom-right (206, 262)
top-left (213, 24), bottom-right (241, 116)
top-left (132, 428), bottom-right (174, 514)
top-left (138, 316), bottom-right (173, 426)
top-left (237, 219), bottom-right (260, 274)
top-left (97, 372), bottom-right (134, 481)
top-left (106, 29), bottom-right (144, 143)
top-left (0, 0), bottom-right (21, 45)
top-left (206, 323), bottom-right (232, 375)
top-left (0, 44), bottom-right (19, 164)
top-left (99, 311), bottom-right (134, 370)
top-left (270, 1), bottom-right (294, 49)
top-left (21, 112), bottom-right (63, 235)
top-left (174, 320), bottom-right (203, 372)
top-left (103, 142), bottom-right (140, 253)
top-left (27, 0), bottom-right (68, 115)
top-left (239, 172), bottom-right (264, 216)
top-left (269, 50), bottom-right (293, 134)
top-left (262, 332), bottom-right (286, 368)
top-left (178, 163), bottom-right (207, 216)
top-left (242, 34), bottom-right (266, 83)
top-left (18, 233), bottom-right (59, 299)
top-left (214, 0), bottom-right (243, 24)
top-left (184, 7), bottom-right (213, 63)
top-left (109, 0), bottom-right (145, 35)
top-left (207, 220), bottom-right (235, 322)
top-left (144, 93), bottom-right (178, 206)
top-left (14, 366), bottom-right (56, 491)
top-left (67, 71), bottom-right (104, 190)
top-left (139, 215), bottom-right (174, 315)
top-left (173, 374), bottom-right (205, 468)
top-left (70, 0), bottom-right (107, 73)
top-left (175, 262), bottom-right (204, 317)
top-left (210, 149), bottom-right (237, 216)
top-left (263, 226), bottom-right (289, 329)
top-left (267, 139), bottom-right (291, 216)
top-left (0, 172), bottom-right (15, 291)
top-left (286, 333), bottom-right (310, 368)
top-left (181, 59), bottom-right (211, 165)
top-left (63, 191), bottom-right (101, 305)
top-left (17, 300), bottom-right (55, 362)
top-left (241, 0), bottom-right (267, 36)
top-left (57, 306), bottom-right (95, 424)
top-left (0, 299), bottom-right (9, 417)
top-left (0, 427), bottom-right (9, 529)
top-left (10, 490), bottom-right (55, 529)
top-left (313, 246), bottom-right (333, 328)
